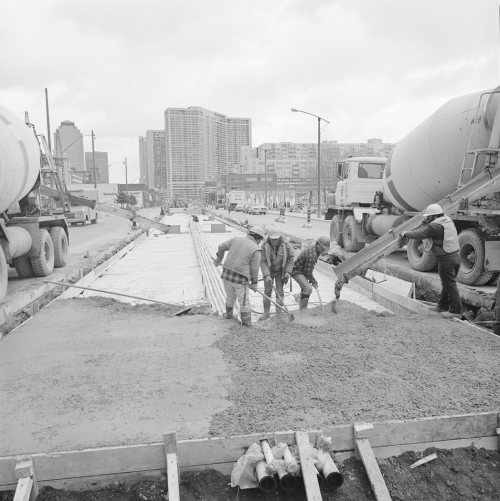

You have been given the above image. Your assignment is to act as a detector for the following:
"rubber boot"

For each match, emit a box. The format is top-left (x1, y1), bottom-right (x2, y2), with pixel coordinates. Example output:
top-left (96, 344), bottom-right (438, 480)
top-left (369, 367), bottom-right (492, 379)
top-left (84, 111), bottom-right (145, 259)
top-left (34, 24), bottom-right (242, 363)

top-left (259, 305), bottom-right (271, 321)
top-left (299, 297), bottom-right (309, 310)
top-left (275, 299), bottom-right (283, 316)
top-left (223, 306), bottom-right (234, 319)
top-left (241, 312), bottom-right (252, 327)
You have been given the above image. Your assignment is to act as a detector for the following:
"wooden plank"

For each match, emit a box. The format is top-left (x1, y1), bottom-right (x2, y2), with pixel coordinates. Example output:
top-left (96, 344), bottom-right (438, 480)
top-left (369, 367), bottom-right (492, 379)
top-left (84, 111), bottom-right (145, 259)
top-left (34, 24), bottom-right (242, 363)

top-left (163, 432), bottom-right (179, 501)
top-left (295, 431), bottom-right (322, 501)
top-left (13, 477), bottom-right (33, 501)
top-left (15, 460), bottom-right (38, 501)
top-left (355, 438), bottom-right (392, 501)
top-left (365, 270), bottom-right (414, 298)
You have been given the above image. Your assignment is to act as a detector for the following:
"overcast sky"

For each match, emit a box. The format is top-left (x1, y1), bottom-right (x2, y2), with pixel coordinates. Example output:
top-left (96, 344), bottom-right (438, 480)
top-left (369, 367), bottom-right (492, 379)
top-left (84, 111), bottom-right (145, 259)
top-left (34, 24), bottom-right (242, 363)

top-left (1, 0), bottom-right (499, 184)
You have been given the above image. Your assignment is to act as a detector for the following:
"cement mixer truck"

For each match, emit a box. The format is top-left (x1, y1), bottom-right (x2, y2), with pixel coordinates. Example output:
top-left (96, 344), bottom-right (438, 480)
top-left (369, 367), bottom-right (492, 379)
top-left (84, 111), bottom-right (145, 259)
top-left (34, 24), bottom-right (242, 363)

top-left (328, 87), bottom-right (500, 286)
top-left (0, 104), bottom-right (71, 302)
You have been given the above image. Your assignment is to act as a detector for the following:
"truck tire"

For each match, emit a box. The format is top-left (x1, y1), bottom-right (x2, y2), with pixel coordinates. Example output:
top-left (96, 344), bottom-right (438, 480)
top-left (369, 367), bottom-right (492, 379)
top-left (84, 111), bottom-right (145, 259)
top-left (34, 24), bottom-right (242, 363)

top-left (457, 228), bottom-right (496, 286)
top-left (406, 239), bottom-right (438, 272)
top-left (13, 256), bottom-right (35, 278)
top-left (91, 214), bottom-right (98, 224)
top-left (50, 227), bottom-right (68, 268)
top-left (30, 229), bottom-right (55, 277)
top-left (342, 215), bottom-right (365, 252)
top-left (494, 280), bottom-right (500, 335)
top-left (0, 246), bottom-right (7, 302)
top-left (330, 215), bottom-right (344, 247)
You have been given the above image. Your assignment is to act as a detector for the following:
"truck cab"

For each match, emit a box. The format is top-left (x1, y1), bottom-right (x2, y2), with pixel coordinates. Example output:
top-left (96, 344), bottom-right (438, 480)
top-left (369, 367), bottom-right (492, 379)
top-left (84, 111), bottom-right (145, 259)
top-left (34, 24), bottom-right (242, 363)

top-left (335, 157), bottom-right (386, 206)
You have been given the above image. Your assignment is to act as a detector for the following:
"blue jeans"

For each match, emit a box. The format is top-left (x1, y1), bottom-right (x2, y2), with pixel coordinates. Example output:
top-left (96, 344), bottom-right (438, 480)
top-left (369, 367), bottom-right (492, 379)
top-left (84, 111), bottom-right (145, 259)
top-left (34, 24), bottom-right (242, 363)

top-left (292, 273), bottom-right (313, 298)
top-left (263, 275), bottom-right (285, 307)
top-left (437, 251), bottom-right (463, 314)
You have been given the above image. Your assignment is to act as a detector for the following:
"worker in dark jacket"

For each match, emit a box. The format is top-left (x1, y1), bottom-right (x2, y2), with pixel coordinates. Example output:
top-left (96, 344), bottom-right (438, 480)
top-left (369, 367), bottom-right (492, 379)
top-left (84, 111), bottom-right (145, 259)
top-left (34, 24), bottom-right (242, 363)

top-left (399, 203), bottom-right (463, 318)
top-left (259, 227), bottom-right (294, 320)
top-left (214, 226), bottom-right (265, 327)
top-left (292, 236), bottom-right (330, 310)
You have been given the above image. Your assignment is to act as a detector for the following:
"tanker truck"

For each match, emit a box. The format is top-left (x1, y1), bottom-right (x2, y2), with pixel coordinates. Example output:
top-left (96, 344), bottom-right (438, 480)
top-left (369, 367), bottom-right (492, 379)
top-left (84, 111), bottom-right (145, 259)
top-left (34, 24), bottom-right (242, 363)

top-left (0, 105), bottom-right (70, 302)
top-left (328, 87), bottom-right (500, 286)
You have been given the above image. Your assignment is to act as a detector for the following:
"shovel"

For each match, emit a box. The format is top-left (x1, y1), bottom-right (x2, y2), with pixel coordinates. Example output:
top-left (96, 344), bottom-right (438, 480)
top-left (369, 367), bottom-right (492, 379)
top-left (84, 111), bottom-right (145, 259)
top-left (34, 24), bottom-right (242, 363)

top-left (44, 281), bottom-right (193, 316)
top-left (255, 289), bottom-right (295, 321)
top-left (315, 286), bottom-right (325, 313)
top-left (271, 282), bottom-right (294, 318)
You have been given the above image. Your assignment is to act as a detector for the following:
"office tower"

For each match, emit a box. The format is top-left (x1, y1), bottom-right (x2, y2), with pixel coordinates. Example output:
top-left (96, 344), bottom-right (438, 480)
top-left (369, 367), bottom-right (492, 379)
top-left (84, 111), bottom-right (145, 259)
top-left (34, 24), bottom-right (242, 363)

top-left (138, 136), bottom-right (149, 186)
top-left (164, 106), bottom-right (251, 201)
top-left (53, 120), bottom-right (86, 172)
top-left (85, 151), bottom-right (109, 183)
top-left (146, 130), bottom-right (167, 191)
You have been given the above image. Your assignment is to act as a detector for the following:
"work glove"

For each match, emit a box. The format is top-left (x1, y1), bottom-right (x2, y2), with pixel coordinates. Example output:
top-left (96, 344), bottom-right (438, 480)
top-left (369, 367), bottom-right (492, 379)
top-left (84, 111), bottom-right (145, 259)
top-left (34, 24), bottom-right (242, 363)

top-left (397, 232), bottom-right (407, 248)
top-left (249, 283), bottom-right (258, 292)
top-left (284, 272), bottom-right (291, 283)
top-left (213, 258), bottom-right (222, 267)
top-left (312, 282), bottom-right (318, 289)
top-left (265, 276), bottom-right (273, 284)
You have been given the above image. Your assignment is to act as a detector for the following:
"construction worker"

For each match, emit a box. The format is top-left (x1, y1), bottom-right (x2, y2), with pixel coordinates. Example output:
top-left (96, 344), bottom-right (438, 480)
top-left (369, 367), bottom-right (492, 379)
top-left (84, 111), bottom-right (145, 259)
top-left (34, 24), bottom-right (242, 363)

top-left (259, 227), bottom-right (294, 320)
top-left (214, 226), bottom-right (266, 327)
top-left (291, 236), bottom-right (330, 310)
top-left (399, 203), bottom-right (463, 319)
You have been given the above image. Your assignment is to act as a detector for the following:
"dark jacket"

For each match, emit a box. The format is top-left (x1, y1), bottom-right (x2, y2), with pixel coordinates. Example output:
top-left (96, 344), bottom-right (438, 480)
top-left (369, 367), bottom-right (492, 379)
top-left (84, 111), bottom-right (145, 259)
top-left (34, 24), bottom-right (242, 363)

top-left (260, 237), bottom-right (294, 279)
top-left (405, 223), bottom-right (456, 258)
top-left (292, 243), bottom-right (320, 286)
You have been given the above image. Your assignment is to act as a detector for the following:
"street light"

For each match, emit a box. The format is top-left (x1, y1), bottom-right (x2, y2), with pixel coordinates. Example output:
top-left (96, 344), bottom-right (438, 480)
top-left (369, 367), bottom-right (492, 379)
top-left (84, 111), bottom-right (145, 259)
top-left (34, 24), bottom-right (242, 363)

top-left (291, 108), bottom-right (330, 219)
top-left (255, 147), bottom-right (269, 207)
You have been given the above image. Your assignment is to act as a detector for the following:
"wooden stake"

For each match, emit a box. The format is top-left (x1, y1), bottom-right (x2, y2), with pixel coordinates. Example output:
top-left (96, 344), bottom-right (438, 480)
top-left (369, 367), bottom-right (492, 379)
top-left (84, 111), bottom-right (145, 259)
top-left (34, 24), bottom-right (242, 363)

top-left (163, 431), bottom-right (180, 501)
top-left (295, 431), bottom-right (322, 501)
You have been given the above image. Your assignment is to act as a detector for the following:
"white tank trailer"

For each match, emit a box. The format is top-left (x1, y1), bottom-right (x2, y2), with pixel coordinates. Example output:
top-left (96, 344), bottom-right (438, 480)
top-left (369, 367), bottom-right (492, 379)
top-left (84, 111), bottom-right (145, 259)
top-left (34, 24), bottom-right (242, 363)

top-left (0, 105), bottom-right (69, 302)
top-left (329, 87), bottom-right (500, 286)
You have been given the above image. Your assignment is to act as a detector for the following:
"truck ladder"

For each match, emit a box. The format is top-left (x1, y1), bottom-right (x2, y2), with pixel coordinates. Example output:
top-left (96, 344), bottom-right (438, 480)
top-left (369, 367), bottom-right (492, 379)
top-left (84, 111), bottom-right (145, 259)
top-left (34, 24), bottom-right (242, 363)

top-left (39, 186), bottom-right (173, 234)
top-left (333, 165), bottom-right (500, 298)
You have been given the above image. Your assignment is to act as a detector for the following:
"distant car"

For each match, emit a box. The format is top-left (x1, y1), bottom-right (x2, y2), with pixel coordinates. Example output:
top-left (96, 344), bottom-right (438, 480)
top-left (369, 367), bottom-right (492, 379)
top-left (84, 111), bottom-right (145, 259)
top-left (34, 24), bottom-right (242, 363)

top-left (242, 203), bottom-right (252, 213)
top-left (248, 204), bottom-right (267, 215)
top-left (234, 204), bottom-right (245, 212)
top-left (67, 205), bottom-right (98, 226)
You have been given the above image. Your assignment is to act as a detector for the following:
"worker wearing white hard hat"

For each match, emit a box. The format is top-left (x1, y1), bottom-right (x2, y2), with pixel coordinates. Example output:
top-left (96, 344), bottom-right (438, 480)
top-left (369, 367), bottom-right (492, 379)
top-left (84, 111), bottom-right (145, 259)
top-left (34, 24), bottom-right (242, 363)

top-left (259, 226), bottom-right (294, 320)
top-left (399, 203), bottom-right (463, 319)
top-left (214, 226), bottom-right (265, 327)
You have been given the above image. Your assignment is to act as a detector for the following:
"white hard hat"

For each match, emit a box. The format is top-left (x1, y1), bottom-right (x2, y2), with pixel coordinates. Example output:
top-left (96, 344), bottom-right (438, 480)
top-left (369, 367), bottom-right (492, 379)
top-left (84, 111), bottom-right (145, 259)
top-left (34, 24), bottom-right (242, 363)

top-left (267, 226), bottom-right (280, 239)
top-left (248, 225), bottom-right (266, 238)
top-left (423, 203), bottom-right (444, 217)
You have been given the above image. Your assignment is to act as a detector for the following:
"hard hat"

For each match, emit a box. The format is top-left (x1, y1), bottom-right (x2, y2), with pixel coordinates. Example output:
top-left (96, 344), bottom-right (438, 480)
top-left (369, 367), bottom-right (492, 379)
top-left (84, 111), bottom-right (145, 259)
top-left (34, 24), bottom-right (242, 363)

top-left (267, 226), bottom-right (280, 239)
top-left (316, 236), bottom-right (330, 250)
top-left (423, 204), bottom-right (444, 217)
top-left (248, 226), bottom-right (266, 238)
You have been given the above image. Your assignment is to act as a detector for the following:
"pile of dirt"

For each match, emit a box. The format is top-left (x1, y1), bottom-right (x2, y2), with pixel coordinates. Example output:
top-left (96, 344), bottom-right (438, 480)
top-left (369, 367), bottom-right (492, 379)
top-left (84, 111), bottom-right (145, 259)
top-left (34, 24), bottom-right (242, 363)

top-left (1, 446), bottom-right (497, 501)
top-left (210, 301), bottom-right (500, 436)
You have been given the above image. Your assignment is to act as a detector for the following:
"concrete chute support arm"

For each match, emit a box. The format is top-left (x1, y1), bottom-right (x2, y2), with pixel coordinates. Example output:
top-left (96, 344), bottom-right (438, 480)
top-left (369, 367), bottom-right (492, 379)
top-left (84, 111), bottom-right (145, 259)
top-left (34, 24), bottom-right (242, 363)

top-left (39, 186), bottom-right (172, 234)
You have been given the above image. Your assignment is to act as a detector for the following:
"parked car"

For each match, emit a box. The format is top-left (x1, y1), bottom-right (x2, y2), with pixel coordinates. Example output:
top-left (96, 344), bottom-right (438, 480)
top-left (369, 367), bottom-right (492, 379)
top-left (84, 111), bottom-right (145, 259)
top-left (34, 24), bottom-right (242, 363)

top-left (242, 203), bottom-right (253, 213)
top-left (248, 204), bottom-right (267, 215)
top-left (234, 204), bottom-right (245, 212)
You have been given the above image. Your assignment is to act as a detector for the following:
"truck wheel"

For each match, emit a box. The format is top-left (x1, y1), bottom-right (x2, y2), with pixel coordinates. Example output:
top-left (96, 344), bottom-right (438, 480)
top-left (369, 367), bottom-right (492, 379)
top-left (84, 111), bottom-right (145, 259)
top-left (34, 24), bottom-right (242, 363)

top-left (406, 239), bottom-right (438, 272)
top-left (494, 280), bottom-right (500, 335)
top-left (91, 214), bottom-right (98, 224)
top-left (13, 256), bottom-right (35, 278)
top-left (50, 227), bottom-right (68, 268)
top-left (0, 246), bottom-right (7, 302)
top-left (485, 272), bottom-right (499, 286)
top-left (330, 215), bottom-right (344, 247)
top-left (30, 229), bottom-right (55, 277)
top-left (457, 228), bottom-right (496, 286)
top-left (342, 215), bottom-right (365, 252)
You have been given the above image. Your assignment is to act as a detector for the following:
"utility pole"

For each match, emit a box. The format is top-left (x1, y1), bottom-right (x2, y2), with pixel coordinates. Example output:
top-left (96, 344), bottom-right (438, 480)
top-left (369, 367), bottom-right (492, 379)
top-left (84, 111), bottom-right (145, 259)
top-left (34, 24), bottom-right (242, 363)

top-left (317, 116), bottom-right (321, 219)
top-left (45, 88), bottom-right (52, 153)
top-left (91, 130), bottom-right (97, 188)
top-left (125, 157), bottom-right (129, 195)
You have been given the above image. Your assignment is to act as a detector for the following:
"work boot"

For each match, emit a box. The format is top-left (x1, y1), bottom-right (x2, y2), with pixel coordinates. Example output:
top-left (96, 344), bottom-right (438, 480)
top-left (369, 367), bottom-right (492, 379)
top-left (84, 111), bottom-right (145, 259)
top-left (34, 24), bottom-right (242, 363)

top-left (299, 298), bottom-right (309, 310)
top-left (440, 311), bottom-right (463, 319)
top-left (259, 305), bottom-right (271, 321)
top-left (429, 305), bottom-right (447, 312)
top-left (275, 299), bottom-right (284, 316)
top-left (223, 306), bottom-right (234, 320)
top-left (241, 312), bottom-right (252, 327)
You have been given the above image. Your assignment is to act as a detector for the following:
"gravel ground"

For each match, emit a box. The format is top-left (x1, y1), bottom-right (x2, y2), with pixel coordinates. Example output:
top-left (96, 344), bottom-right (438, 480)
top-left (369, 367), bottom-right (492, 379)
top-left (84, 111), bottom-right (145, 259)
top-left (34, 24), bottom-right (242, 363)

top-left (210, 301), bottom-right (500, 436)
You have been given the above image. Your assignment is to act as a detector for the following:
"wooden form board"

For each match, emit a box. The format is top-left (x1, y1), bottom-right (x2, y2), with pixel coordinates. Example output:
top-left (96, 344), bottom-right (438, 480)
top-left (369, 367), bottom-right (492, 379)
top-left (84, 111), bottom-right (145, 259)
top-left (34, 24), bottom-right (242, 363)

top-left (365, 269), bottom-right (415, 298)
top-left (0, 411), bottom-right (498, 491)
top-left (295, 432), bottom-right (322, 501)
top-left (355, 438), bottom-right (391, 501)
top-left (163, 432), bottom-right (179, 501)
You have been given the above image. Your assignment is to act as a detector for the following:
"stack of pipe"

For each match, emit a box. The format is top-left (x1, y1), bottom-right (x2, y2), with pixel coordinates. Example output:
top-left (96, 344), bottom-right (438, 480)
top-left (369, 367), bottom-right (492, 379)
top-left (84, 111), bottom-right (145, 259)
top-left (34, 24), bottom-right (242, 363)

top-left (189, 220), bottom-right (240, 318)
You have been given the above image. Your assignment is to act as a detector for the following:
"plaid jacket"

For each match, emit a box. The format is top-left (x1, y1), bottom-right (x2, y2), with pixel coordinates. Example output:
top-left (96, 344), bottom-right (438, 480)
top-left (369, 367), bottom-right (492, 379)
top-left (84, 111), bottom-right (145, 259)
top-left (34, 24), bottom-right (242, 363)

top-left (292, 244), bottom-right (319, 286)
top-left (221, 268), bottom-right (249, 284)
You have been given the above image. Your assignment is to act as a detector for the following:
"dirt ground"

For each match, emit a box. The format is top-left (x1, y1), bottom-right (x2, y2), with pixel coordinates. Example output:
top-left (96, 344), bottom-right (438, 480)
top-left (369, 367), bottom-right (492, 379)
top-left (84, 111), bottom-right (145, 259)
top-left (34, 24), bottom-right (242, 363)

top-left (209, 301), bottom-right (499, 436)
top-left (1, 446), bottom-right (498, 501)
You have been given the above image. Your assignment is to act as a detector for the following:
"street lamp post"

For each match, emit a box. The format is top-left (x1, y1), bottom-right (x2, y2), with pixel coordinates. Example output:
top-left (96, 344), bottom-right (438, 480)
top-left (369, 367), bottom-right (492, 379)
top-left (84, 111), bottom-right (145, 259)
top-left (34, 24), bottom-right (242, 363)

top-left (291, 108), bottom-right (330, 219)
top-left (255, 147), bottom-right (268, 206)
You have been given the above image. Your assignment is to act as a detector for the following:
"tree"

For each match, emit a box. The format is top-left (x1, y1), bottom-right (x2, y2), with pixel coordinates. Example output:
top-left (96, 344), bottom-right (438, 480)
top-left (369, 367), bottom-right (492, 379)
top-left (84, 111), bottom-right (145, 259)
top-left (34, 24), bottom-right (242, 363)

top-left (127, 194), bottom-right (138, 207)
top-left (115, 191), bottom-right (128, 208)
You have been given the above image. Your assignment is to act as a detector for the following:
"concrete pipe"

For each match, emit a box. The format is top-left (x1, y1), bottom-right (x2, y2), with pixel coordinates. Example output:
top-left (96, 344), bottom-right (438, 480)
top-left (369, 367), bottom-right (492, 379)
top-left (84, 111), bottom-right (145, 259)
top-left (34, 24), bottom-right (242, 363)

top-left (255, 460), bottom-right (277, 493)
top-left (0, 105), bottom-right (41, 214)
top-left (321, 453), bottom-right (344, 490)
top-left (4, 226), bottom-right (32, 259)
top-left (278, 447), bottom-right (298, 492)
top-left (365, 214), bottom-right (409, 237)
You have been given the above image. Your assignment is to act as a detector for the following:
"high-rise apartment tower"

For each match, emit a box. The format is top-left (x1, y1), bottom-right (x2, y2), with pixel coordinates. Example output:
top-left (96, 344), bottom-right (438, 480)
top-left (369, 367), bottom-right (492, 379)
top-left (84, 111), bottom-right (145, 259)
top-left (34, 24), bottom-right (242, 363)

top-left (54, 120), bottom-right (86, 172)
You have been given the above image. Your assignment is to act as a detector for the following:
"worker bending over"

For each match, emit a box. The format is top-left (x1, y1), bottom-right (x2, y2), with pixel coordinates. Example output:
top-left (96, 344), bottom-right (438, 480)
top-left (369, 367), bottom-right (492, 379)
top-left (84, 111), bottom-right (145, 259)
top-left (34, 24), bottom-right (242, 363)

top-left (214, 226), bottom-right (266, 327)
top-left (292, 236), bottom-right (330, 310)
top-left (399, 203), bottom-right (463, 319)
top-left (259, 227), bottom-right (294, 320)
